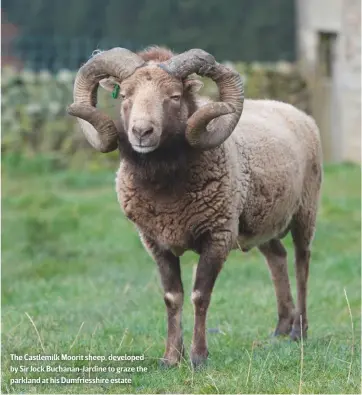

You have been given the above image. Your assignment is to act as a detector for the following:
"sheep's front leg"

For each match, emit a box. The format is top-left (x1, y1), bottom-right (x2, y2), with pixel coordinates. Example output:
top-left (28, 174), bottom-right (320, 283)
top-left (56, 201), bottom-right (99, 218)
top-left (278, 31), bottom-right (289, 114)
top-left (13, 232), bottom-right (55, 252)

top-left (141, 235), bottom-right (184, 366)
top-left (158, 251), bottom-right (184, 366)
top-left (191, 231), bottom-right (232, 368)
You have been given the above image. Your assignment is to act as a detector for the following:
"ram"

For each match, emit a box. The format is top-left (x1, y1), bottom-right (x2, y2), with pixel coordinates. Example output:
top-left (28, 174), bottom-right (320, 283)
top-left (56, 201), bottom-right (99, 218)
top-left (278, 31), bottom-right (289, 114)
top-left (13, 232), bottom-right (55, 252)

top-left (68, 46), bottom-right (323, 368)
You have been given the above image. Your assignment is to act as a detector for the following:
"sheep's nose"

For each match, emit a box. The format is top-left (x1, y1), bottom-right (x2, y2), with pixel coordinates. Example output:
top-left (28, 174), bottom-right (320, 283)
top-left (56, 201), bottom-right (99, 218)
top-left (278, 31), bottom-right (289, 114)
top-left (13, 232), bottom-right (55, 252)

top-left (132, 124), bottom-right (154, 139)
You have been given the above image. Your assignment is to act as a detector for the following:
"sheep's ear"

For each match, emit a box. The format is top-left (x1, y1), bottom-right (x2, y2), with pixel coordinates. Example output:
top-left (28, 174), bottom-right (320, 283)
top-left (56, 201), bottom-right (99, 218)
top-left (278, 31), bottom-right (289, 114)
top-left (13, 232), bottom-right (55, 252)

top-left (184, 78), bottom-right (203, 93)
top-left (99, 77), bottom-right (120, 92)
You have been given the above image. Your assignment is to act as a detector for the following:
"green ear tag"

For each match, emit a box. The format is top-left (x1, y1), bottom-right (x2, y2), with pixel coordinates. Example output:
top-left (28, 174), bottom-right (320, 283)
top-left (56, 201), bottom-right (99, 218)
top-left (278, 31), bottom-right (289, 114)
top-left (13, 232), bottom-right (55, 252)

top-left (112, 85), bottom-right (120, 99)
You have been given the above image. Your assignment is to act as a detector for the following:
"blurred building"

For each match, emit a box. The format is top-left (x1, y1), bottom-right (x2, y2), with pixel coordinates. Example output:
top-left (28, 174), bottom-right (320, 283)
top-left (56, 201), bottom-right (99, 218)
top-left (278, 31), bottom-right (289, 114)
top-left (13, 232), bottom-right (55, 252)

top-left (296, 0), bottom-right (361, 163)
top-left (1, 9), bottom-right (23, 70)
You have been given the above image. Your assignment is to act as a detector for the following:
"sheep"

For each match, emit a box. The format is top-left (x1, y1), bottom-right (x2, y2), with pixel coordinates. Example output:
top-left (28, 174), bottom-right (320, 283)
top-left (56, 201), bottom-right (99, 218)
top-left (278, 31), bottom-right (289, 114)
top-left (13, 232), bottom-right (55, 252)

top-left (67, 46), bottom-right (323, 368)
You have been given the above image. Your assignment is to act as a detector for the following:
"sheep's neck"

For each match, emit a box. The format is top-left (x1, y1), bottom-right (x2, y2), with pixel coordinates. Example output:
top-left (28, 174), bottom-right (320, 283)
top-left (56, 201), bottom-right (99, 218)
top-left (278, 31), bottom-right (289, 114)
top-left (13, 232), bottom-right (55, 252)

top-left (118, 139), bottom-right (198, 191)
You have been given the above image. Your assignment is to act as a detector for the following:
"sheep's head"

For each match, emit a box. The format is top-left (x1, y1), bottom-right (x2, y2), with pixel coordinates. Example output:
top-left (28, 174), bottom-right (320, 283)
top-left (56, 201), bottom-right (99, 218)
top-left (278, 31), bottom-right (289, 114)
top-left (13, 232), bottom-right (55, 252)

top-left (67, 47), bottom-right (244, 153)
top-left (98, 62), bottom-right (203, 154)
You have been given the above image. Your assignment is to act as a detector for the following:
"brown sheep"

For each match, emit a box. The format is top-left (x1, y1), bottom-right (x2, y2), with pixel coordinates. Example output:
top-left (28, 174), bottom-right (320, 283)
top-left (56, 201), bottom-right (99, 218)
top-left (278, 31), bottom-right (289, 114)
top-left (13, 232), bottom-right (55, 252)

top-left (67, 46), bottom-right (323, 368)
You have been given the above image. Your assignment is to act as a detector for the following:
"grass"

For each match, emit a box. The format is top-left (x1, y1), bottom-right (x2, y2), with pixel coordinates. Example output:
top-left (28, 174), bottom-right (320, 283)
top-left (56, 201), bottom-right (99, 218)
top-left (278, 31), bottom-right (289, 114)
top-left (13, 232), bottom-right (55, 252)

top-left (1, 155), bottom-right (361, 394)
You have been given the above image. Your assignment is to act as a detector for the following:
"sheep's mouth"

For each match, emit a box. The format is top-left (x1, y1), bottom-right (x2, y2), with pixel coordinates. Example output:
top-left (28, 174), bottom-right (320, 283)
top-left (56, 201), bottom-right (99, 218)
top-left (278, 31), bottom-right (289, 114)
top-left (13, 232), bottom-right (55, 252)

top-left (132, 144), bottom-right (159, 154)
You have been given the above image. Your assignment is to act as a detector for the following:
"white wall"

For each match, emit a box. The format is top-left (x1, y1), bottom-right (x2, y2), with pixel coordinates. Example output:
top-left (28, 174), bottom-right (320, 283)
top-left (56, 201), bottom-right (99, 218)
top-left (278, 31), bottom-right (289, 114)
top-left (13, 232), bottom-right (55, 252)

top-left (339, 0), bottom-right (361, 162)
top-left (296, 0), bottom-right (361, 163)
top-left (297, 0), bottom-right (342, 70)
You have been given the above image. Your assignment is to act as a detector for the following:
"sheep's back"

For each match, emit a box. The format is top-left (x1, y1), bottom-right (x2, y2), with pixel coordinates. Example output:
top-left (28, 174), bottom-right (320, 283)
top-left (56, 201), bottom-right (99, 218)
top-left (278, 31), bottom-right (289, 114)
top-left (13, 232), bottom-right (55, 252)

top-left (229, 99), bottom-right (322, 248)
top-left (233, 99), bottom-right (321, 165)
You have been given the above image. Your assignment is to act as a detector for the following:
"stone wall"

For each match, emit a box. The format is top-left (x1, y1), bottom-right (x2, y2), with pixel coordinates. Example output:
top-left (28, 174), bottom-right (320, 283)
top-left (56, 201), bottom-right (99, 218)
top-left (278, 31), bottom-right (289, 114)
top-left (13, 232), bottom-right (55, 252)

top-left (296, 0), bottom-right (361, 163)
top-left (339, 0), bottom-right (361, 162)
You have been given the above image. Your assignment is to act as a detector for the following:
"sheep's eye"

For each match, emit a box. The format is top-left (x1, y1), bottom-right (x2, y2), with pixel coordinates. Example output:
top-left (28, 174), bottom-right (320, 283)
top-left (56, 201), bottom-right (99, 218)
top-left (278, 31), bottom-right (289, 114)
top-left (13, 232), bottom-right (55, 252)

top-left (170, 94), bottom-right (181, 101)
top-left (120, 93), bottom-right (126, 99)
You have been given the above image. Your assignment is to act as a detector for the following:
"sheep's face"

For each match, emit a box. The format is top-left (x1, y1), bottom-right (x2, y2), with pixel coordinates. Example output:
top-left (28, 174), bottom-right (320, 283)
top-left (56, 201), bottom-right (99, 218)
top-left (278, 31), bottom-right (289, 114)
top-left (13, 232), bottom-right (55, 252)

top-left (100, 65), bottom-right (202, 154)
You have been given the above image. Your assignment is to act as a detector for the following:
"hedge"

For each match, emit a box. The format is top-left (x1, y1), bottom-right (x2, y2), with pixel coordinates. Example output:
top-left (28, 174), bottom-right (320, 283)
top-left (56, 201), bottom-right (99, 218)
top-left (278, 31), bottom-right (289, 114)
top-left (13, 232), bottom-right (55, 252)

top-left (2, 63), bottom-right (309, 168)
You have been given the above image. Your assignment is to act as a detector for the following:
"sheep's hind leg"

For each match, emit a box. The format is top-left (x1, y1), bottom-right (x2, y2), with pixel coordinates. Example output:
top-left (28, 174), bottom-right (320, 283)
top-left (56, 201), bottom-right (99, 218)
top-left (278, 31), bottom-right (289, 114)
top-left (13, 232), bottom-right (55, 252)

top-left (259, 239), bottom-right (295, 336)
top-left (191, 231), bottom-right (232, 368)
top-left (141, 236), bottom-right (184, 366)
top-left (290, 209), bottom-right (316, 341)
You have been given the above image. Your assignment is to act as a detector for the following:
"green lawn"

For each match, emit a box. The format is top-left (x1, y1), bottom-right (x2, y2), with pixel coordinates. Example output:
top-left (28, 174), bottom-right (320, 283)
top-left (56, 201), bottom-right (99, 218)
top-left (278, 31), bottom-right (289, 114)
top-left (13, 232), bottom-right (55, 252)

top-left (2, 156), bottom-right (361, 394)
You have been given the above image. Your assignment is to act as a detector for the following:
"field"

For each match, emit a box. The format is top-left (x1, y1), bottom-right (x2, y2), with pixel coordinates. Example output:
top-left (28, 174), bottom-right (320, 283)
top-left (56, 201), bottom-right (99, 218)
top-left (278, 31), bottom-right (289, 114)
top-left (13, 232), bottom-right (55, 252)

top-left (1, 155), bottom-right (361, 394)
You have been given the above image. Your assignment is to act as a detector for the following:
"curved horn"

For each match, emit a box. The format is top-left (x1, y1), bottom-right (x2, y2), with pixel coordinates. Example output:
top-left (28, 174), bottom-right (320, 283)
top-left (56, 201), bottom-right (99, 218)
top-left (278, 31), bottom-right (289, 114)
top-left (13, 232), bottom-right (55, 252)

top-left (67, 48), bottom-right (145, 152)
top-left (161, 49), bottom-right (244, 150)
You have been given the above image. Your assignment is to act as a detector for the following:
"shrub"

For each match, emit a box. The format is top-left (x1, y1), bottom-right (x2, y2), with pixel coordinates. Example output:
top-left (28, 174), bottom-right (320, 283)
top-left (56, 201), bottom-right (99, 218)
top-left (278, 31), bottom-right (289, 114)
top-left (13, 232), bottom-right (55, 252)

top-left (1, 62), bottom-right (310, 167)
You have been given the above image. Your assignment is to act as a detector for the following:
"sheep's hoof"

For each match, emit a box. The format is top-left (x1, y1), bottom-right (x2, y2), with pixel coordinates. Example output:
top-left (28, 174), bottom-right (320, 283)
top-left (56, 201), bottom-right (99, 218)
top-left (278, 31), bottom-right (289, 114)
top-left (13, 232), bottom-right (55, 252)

top-left (190, 350), bottom-right (209, 369)
top-left (159, 356), bottom-right (180, 369)
top-left (273, 328), bottom-right (290, 337)
top-left (273, 318), bottom-right (294, 337)
top-left (290, 326), bottom-right (308, 341)
top-left (159, 341), bottom-right (185, 368)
